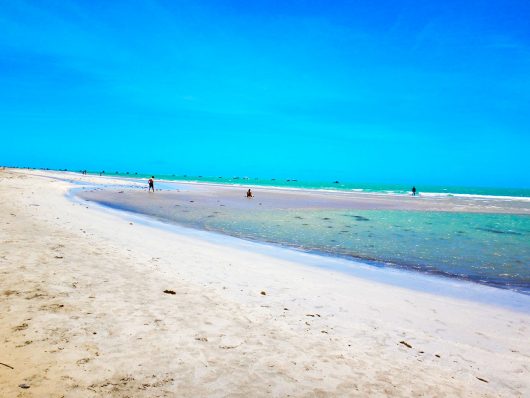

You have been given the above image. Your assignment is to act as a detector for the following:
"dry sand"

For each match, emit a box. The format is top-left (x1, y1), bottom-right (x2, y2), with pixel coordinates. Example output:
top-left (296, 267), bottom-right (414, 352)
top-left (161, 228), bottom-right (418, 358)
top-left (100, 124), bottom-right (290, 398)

top-left (1, 168), bottom-right (529, 397)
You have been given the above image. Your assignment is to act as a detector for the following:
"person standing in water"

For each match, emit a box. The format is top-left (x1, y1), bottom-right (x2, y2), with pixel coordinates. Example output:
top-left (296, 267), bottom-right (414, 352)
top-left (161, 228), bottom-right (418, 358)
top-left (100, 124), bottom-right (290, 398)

top-left (412, 186), bottom-right (417, 196)
top-left (148, 176), bottom-right (155, 192)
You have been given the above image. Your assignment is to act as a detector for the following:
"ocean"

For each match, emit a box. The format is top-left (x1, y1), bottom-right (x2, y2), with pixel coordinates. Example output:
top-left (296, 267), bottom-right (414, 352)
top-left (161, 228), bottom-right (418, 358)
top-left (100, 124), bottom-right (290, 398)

top-left (88, 171), bottom-right (530, 199)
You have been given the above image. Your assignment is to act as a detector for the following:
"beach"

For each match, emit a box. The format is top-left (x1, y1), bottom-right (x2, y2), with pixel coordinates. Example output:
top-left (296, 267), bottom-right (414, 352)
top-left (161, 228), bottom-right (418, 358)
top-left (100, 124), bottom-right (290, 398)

top-left (1, 168), bottom-right (530, 397)
top-left (79, 178), bottom-right (530, 293)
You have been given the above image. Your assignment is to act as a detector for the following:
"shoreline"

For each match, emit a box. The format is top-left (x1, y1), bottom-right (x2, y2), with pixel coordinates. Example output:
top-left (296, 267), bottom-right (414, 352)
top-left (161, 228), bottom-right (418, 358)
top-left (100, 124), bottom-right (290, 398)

top-left (110, 176), bottom-right (530, 204)
top-left (2, 168), bottom-right (530, 396)
top-left (73, 187), bottom-right (530, 300)
top-left (74, 175), bottom-right (530, 294)
top-left (75, 175), bottom-right (530, 214)
top-left (88, 171), bottom-right (530, 200)
top-left (11, 167), bottom-right (530, 202)
top-left (70, 188), bottom-right (530, 311)
top-left (14, 169), bottom-right (530, 294)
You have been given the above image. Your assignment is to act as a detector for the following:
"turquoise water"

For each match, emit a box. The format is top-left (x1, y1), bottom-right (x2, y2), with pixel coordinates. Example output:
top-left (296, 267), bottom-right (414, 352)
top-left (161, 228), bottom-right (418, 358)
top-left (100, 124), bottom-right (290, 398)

top-left (79, 188), bottom-right (530, 294)
top-left (213, 209), bottom-right (529, 291)
top-left (87, 171), bottom-right (530, 198)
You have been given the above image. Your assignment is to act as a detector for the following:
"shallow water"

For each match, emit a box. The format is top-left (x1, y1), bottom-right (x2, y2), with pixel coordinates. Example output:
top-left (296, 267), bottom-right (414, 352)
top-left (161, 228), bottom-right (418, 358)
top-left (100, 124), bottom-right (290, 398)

top-left (79, 186), bottom-right (530, 294)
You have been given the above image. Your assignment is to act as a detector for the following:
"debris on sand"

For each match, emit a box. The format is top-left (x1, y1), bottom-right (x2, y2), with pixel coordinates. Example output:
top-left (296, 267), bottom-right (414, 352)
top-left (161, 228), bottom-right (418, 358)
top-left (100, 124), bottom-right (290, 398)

top-left (399, 341), bottom-right (412, 349)
top-left (163, 290), bottom-right (176, 295)
top-left (13, 323), bottom-right (28, 331)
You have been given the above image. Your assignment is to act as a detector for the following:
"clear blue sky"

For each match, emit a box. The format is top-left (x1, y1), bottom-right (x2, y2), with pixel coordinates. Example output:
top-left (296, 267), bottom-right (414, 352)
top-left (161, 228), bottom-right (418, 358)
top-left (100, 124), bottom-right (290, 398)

top-left (1, 0), bottom-right (529, 187)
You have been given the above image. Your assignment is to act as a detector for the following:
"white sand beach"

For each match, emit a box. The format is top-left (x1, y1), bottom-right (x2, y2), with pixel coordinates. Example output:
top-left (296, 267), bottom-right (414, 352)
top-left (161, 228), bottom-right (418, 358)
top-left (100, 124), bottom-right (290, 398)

top-left (1, 168), bottom-right (529, 397)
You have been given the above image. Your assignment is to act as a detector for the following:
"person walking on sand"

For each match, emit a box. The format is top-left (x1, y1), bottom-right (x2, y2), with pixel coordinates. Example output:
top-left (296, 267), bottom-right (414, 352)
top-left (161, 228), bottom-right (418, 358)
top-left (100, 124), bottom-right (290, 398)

top-left (148, 176), bottom-right (155, 192)
top-left (246, 189), bottom-right (253, 198)
top-left (412, 186), bottom-right (417, 196)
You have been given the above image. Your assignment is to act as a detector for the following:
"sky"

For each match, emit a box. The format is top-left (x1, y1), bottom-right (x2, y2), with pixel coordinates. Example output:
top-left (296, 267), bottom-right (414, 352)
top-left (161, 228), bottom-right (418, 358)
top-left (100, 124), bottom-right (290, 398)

top-left (1, 0), bottom-right (529, 187)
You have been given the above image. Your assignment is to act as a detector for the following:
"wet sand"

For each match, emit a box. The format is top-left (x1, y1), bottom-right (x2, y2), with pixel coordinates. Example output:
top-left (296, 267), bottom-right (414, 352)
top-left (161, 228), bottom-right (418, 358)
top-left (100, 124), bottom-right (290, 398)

top-left (79, 180), bottom-right (530, 214)
top-left (1, 168), bottom-right (530, 397)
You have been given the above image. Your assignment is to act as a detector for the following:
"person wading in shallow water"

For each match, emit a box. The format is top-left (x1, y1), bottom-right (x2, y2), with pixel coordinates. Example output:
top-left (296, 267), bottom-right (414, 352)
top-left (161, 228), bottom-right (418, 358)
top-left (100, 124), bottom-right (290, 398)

top-left (246, 189), bottom-right (253, 198)
top-left (148, 176), bottom-right (155, 192)
top-left (412, 186), bottom-right (417, 196)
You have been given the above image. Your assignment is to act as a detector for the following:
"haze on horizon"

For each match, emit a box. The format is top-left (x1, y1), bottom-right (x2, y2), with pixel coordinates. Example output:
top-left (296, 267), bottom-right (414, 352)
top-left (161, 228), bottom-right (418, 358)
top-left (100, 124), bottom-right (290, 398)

top-left (1, 0), bottom-right (529, 188)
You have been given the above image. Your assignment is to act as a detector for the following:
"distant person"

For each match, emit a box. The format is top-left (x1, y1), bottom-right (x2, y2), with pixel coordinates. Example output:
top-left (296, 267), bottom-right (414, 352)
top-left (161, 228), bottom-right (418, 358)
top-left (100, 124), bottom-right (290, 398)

top-left (246, 189), bottom-right (253, 198)
top-left (148, 176), bottom-right (155, 192)
top-left (412, 186), bottom-right (417, 196)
